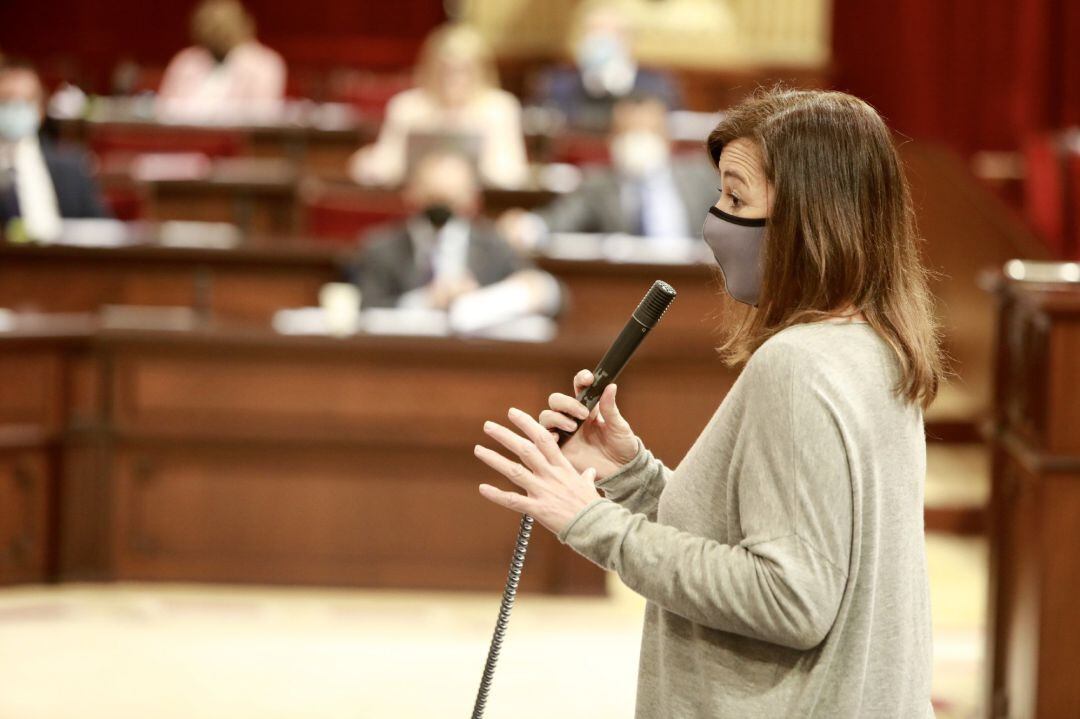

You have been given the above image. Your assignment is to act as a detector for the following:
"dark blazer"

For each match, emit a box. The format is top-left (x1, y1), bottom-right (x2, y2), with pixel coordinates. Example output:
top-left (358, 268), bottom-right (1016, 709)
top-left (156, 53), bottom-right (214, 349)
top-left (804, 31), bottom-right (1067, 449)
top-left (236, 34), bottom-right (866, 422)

top-left (353, 218), bottom-right (529, 309)
top-left (534, 66), bottom-right (682, 132)
top-left (539, 156), bottom-right (718, 236)
top-left (0, 140), bottom-right (111, 222)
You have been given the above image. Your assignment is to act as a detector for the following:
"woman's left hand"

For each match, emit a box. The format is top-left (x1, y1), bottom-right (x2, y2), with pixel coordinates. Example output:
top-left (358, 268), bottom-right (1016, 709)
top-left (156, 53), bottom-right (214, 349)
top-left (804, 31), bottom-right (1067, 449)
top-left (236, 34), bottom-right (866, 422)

top-left (475, 407), bottom-right (602, 535)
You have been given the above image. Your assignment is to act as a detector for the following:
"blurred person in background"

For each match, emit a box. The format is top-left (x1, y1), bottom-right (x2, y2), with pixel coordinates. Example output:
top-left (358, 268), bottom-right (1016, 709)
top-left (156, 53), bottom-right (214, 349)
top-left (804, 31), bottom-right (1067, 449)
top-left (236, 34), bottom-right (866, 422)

top-left (533, 0), bottom-right (681, 133)
top-left (501, 94), bottom-right (715, 248)
top-left (352, 149), bottom-right (559, 327)
top-left (0, 61), bottom-right (109, 241)
top-left (348, 24), bottom-right (529, 190)
top-left (157, 0), bottom-right (286, 123)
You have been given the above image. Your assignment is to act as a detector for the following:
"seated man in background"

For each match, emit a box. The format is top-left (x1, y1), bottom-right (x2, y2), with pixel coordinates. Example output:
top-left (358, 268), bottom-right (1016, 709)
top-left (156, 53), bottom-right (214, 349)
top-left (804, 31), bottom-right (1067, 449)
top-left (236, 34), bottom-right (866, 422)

top-left (532, 0), bottom-right (681, 133)
top-left (158, 0), bottom-right (286, 123)
top-left (353, 149), bottom-right (560, 331)
top-left (0, 61), bottom-right (110, 241)
top-left (501, 94), bottom-right (715, 248)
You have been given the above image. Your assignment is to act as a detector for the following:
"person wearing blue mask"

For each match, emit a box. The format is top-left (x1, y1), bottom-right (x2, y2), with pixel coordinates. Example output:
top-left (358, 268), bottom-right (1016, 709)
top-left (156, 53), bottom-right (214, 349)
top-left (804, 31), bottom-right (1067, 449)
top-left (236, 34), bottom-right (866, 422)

top-left (0, 61), bottom-right (110, 241)
top-left (532, 1), bottom-right (681, 133)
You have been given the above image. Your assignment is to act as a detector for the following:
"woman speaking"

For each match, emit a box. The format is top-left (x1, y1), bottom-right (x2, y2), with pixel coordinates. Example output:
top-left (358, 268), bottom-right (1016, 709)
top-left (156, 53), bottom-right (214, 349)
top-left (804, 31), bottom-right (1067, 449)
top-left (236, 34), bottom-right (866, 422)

top-left (474, 88), bottom-right (941, 717)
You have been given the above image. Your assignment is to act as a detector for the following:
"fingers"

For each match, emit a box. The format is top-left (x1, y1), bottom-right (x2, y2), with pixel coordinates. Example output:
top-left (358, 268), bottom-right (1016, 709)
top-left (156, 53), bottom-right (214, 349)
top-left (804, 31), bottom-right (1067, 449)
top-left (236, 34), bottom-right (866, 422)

top-left (546, 392), bottom-right (589, 421)
top-left (597, 383), bottom-right (628, 430)
top-left (572, 369), bottom-right (594, 396)
top-left (539, 409), bottom-right (578, 432)
top-left (483, 420), bottom-right (547, 473)
top-left (478, 483), bottom-right (534, 515)
top-left (507, 407), bottom-right (572, 469)
top-left (474, 444), bottom-right (538, 492)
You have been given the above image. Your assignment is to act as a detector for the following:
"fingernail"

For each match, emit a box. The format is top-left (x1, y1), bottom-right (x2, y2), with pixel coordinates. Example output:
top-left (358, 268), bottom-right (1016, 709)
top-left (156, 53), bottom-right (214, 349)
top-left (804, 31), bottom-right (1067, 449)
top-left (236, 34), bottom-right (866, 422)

top-left (483, 421), bottom-right (494, 432)
top-left (508, 407), bottom-right (521, 417)
top-left (473, 444), bottom-right (482, 454)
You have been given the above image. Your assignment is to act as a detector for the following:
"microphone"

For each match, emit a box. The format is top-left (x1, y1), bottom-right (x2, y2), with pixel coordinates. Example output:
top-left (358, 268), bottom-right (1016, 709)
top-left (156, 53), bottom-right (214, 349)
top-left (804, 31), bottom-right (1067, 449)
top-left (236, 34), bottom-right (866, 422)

top-left (472, 279), bottom-right (676, 719)
top-left (556, 279), bottom-right (677, 445)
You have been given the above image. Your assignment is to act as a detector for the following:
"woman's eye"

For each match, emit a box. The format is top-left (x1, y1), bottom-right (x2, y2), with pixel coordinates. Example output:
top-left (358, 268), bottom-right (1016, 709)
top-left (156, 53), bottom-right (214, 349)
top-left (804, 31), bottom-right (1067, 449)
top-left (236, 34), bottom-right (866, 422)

top-left (717, 188), bottom-right (742, 210)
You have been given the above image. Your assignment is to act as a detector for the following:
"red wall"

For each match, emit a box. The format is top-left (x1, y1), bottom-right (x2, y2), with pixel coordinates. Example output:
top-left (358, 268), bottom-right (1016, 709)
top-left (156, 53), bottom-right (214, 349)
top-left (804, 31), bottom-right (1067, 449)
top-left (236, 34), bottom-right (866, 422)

top-left (831, 0), bottom-right (1080, 152)
top-left (0, 0), bottom-right (446, 91)
top-left (5, 0), bottom-right (1080, 153)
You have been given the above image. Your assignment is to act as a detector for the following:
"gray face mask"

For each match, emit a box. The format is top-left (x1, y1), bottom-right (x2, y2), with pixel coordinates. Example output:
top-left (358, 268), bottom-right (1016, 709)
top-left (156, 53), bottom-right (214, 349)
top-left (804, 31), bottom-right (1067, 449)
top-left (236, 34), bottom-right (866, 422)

top-left (701, 206), bottom-right (767, 306)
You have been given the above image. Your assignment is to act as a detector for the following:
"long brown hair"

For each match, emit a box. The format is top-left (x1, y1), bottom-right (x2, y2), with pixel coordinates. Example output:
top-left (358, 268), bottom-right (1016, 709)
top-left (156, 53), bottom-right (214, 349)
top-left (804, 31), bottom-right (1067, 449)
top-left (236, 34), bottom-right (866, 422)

top-left (706, 87), bottom-right (943, 409)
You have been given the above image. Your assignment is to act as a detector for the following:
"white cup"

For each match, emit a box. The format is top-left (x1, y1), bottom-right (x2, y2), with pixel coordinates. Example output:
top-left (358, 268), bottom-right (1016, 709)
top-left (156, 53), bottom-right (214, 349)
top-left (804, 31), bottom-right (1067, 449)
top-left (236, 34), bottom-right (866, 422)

top-left (318, 283), bottom-right (361, 336)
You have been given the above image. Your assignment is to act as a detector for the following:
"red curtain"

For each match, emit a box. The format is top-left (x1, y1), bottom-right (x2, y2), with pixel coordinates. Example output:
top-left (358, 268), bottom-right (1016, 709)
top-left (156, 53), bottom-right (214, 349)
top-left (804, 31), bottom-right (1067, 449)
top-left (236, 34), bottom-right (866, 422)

top-left (832, 0), bottom-right (1080, 153)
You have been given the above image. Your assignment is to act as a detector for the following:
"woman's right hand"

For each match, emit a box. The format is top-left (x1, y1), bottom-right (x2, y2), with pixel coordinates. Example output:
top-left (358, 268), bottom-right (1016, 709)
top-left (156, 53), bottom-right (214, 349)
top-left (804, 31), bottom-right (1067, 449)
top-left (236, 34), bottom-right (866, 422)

top-left (539, 370), bottom-right (639, 481)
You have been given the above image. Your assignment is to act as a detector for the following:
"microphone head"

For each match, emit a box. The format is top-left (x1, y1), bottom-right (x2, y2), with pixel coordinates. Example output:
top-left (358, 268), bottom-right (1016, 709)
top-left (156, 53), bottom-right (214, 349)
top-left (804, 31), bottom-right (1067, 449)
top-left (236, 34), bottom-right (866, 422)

top-left (632, 280), bottom-right (677, 328)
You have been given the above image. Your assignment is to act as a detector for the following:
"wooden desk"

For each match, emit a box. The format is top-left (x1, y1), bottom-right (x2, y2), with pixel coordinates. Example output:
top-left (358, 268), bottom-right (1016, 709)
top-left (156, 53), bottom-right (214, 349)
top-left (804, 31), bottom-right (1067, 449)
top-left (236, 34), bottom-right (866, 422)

top-left (0, 315), bottom-right (736, 592)
top-left (99, 158), bottom-right (302, 234)
top-left (0, 228), bottom-right (720, 336)
top-left (984, 269), bottom-right (1080, 718)
top-left (55, 102), bottom-right (379, 178)
top-left (0, 229), bottom-right (345, 323)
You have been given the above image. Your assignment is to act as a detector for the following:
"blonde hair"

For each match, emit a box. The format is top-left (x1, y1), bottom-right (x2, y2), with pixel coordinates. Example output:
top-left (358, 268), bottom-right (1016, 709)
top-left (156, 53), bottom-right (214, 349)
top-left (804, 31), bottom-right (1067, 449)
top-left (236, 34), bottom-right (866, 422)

top-left (706, 87), bottom-right (944, 410)
top-left (415, 24), bottom-right (499, 98)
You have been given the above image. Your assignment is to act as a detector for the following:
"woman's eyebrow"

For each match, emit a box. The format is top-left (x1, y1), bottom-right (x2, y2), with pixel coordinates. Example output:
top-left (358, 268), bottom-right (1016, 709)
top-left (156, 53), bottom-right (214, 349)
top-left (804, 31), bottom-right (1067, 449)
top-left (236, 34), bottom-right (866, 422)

top-left (721, 168), bottom-right (750, 186)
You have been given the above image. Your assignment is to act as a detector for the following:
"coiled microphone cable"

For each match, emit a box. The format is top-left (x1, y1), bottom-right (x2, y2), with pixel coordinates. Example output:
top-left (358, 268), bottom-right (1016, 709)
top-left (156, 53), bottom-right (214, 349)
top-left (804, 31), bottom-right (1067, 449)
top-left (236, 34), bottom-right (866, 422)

top-left (471, 280), bottom-right (676, 718)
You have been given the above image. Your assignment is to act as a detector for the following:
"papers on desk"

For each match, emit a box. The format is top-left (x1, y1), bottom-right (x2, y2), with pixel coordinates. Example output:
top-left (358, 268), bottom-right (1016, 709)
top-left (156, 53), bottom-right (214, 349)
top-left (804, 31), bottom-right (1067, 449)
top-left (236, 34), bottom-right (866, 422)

top-left (53, 219), bottom-right (137, 247)
top-left (272, 307), bottom-right (557, 343)
top-left (158, 222), bottom-right (242, 250)
top-left (130, 152), bottom-right (213, 181)
top-left (544, 232), bottom-right (712, 265)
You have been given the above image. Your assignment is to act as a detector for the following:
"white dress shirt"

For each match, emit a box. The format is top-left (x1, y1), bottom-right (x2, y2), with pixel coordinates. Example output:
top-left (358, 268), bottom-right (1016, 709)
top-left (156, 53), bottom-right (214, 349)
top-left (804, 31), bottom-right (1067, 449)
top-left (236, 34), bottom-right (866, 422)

top-left (0, 136), bottom-right (62, 241)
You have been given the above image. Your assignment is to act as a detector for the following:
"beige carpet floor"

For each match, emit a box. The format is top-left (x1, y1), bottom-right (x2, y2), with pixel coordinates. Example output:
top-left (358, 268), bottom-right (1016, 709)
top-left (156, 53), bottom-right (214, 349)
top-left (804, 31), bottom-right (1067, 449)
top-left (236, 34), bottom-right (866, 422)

top-left (0, 535), bottom-right (984, 719)
top-left (0, 446), bottom-right (989, 718)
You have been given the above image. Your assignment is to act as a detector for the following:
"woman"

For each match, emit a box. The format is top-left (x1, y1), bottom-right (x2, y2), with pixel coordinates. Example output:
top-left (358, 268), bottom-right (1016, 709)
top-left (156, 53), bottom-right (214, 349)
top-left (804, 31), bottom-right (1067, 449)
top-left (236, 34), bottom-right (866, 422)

top-left (474, 88), bottom-right (941, 717)
top-left (157, 0), bottom-right (286, 123)
top-left (348, 24), bottom-right (529, 189)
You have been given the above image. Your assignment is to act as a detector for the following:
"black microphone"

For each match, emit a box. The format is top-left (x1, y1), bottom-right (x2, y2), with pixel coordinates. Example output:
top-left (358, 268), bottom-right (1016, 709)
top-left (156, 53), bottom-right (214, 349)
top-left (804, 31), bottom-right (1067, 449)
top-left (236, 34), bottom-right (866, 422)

top-left (556, 279), bottom-right (677, 445)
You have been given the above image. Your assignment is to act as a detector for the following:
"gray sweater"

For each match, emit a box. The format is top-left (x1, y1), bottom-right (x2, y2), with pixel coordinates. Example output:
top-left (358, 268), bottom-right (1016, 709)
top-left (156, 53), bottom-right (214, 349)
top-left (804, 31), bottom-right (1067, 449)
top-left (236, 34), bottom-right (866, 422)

top-left (558, 322), bottom-right (934, 718)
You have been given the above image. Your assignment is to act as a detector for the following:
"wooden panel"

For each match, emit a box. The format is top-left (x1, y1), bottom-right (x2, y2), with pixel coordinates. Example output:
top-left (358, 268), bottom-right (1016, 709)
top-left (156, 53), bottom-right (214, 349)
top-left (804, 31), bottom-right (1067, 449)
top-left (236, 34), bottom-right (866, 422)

top-left (1037, 473), bottom-right (1080, 717)
top-left (109, 344), bottom-right (568, 444)
top-left (0, 451), bottom-right (50, 585)
top-left (997, 456), bottom-right (1040, 719)
top-left (0, 252), bottom-right (337, 324)
top-left (109, 443), bottom-right (601, 593)
top-left (986, 276), bottom-right (1080, 718)
top-left (0, 353), bottom-right (64, 431)
top-left (1047, 319), bottom-right (1080, 454)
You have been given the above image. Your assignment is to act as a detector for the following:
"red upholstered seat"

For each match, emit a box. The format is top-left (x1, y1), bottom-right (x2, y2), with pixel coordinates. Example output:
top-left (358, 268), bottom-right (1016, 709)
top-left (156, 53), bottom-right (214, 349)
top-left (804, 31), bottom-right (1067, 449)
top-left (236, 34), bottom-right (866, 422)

top-left (1065, 152), bottom-right (1080, 259)
top-left (1022, 132), bottom-right (1068, 257)
top-left (301, 185), bottom-right (409, 244)
top-left (88, 128), bottom-right (249, 160)
top-left (551, 133), bottom-right (611, 166)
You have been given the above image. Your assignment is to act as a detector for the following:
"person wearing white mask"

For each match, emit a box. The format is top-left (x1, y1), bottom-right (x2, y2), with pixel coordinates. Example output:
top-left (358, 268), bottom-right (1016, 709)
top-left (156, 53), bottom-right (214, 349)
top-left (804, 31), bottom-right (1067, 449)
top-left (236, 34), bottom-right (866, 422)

top-left (500, 95), bottom-right (714, 248)
top-left (533, 0), bottom-right (681, 132)
top-left (0, 62), bottom-right (109, 241)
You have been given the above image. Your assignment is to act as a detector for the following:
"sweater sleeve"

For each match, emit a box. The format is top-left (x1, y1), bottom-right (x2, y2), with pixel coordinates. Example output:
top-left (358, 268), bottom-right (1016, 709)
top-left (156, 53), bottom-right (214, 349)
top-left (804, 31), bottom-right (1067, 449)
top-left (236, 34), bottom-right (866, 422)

top-left (594, 439), bottom-right (671, 520)
top-left (558, 342), bottom-right (853, 651)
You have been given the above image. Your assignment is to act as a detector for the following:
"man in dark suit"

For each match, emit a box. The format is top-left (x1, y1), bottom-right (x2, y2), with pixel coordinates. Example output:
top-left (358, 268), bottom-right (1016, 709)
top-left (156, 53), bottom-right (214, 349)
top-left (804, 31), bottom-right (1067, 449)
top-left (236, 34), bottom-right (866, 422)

top-left (0, 61), bottom-right (110, 239)
top-left (354, 149), bottom-right (560, 322)
top-left (531, 2), bottom-right (681, 132)
top-left (502, 94), bottom-right (716, 247)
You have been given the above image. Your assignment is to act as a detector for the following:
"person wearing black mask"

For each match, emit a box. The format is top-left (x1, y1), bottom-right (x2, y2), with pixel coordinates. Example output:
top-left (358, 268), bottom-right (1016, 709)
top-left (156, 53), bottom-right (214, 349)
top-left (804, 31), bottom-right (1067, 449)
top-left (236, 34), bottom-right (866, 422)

top-left (353, 149), bottom-right (561, 323)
